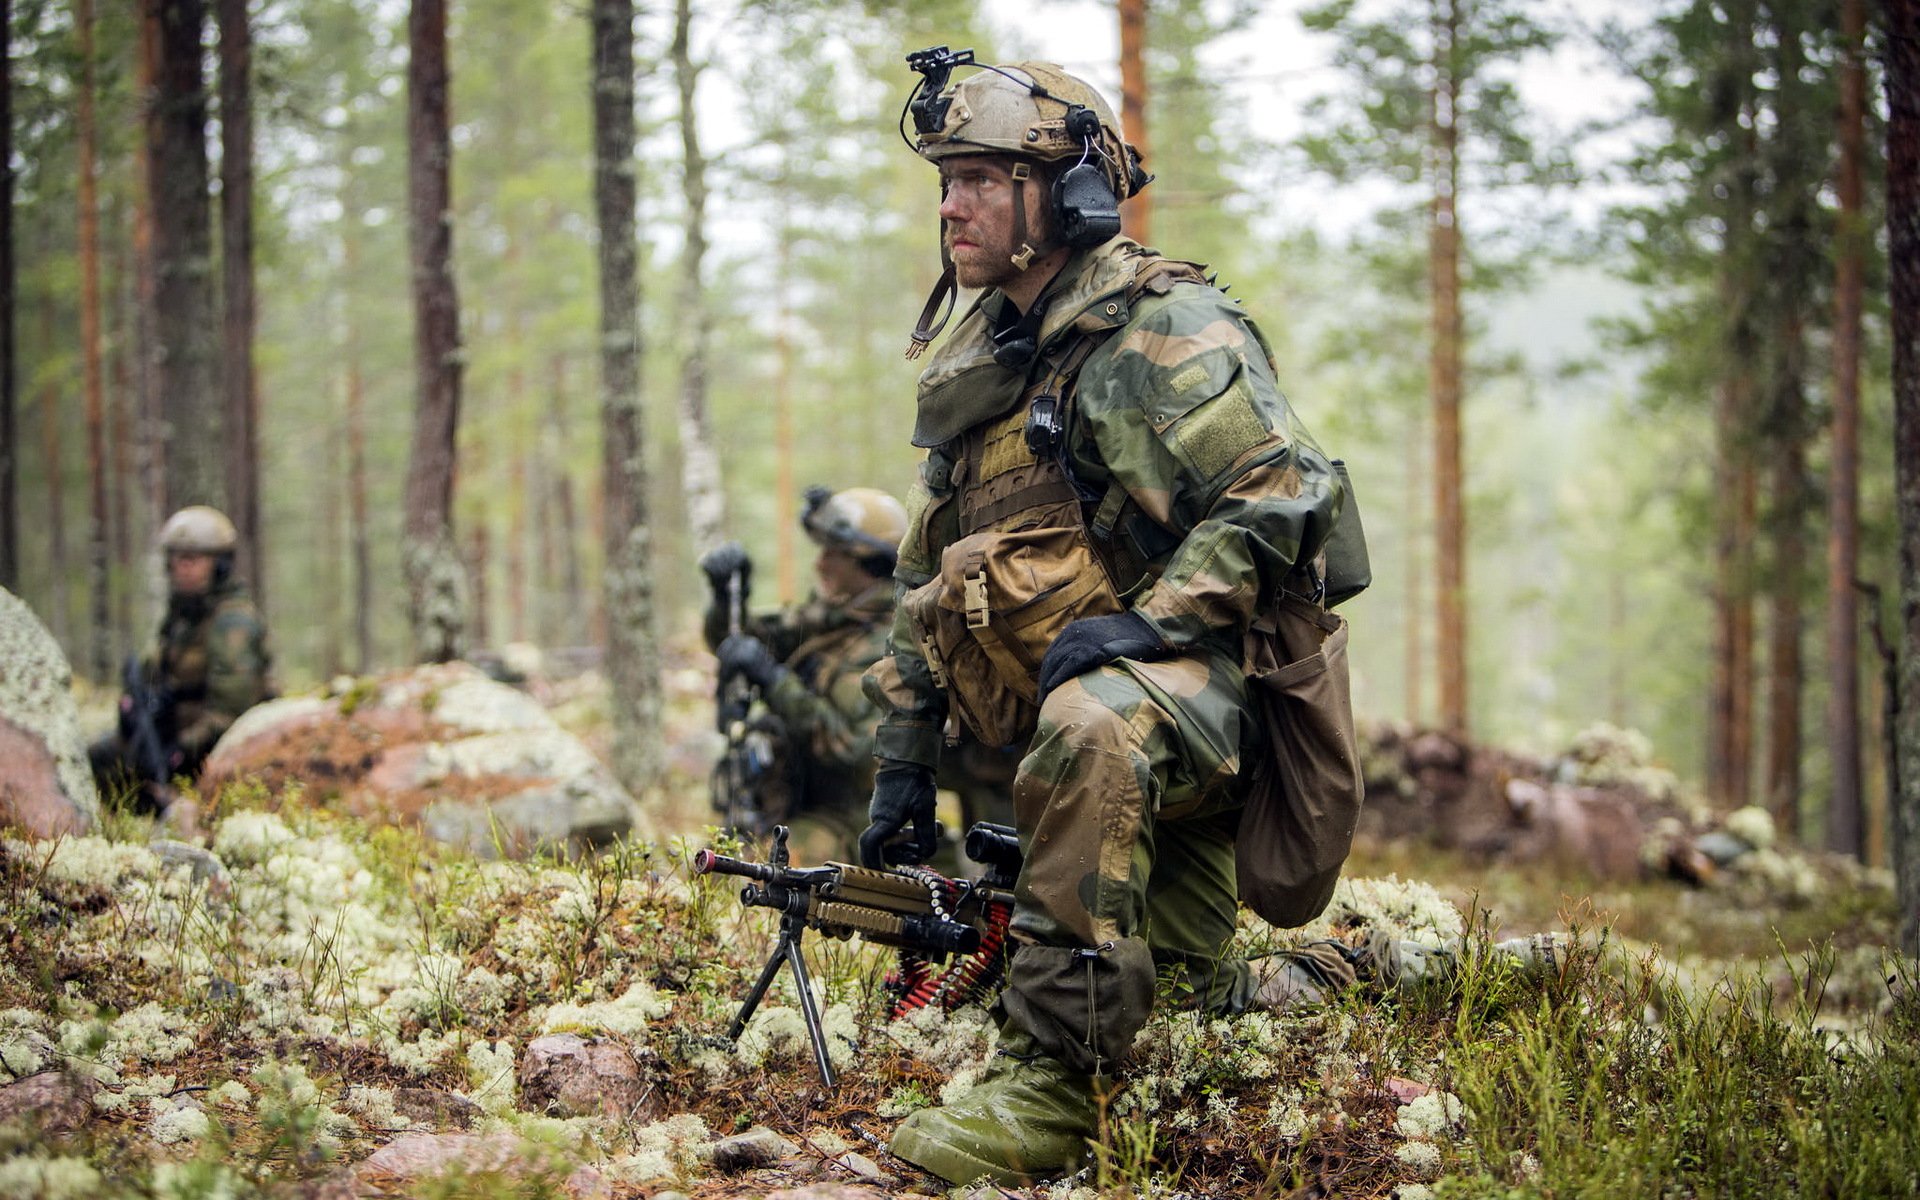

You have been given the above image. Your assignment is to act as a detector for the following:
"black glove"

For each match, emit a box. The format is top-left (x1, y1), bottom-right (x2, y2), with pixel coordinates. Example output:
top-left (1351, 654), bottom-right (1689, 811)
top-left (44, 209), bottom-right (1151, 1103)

top-left (859, 762), bottom-right (939, 869)
top-left (1036, 611), bottom-right (1170, 702)
top-left (715, 633), bottom-right (785, 690)
top-left (699, 541), bottom-right (752, 601)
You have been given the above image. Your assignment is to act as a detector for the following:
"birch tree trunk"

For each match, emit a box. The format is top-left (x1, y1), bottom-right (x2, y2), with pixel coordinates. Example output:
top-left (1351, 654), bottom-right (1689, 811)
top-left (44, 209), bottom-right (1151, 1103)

top-left (79, 0), bottom-right (111, 681)
top-left (1827, 0), bottom-right (1867, 854)
top-left (403, 0), bottom-right (467, 663)
top-left (1118, 0), bottom-right (1151, 246)
top-left (672, 0), bottom-right (727, 555)
top-left (143, 0), bottom-right (222, 513)
top-left (219, 0), bottom-right (262, 603)
top-left (593, 0), bottom-right (662, 790)
top-left (1885, 0), bottom-right (1920, 957)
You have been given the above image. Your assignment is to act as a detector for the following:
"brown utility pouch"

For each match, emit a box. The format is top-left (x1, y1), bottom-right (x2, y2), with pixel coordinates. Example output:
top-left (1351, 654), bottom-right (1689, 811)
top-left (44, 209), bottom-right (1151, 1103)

top-left (901, 518), bottom-right (1124, 749)
top-left (1237, 596), bottom-right (1364, 928)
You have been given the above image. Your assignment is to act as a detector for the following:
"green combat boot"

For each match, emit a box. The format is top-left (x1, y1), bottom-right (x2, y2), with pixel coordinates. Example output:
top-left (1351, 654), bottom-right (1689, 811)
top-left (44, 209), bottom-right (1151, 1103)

top-left (888, 1034), bottom-right (1104, 1186)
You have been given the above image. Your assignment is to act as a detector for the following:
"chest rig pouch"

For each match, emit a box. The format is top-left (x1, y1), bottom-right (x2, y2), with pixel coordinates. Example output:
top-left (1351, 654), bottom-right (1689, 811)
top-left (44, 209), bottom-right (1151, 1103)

top-left (901, 334), bottom-right (1123, 749)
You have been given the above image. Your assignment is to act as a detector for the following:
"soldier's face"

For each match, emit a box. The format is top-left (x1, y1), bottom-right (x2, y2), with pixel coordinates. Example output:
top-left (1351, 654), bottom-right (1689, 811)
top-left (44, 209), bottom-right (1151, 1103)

top-left (814, 547), bottom-right (868, 603)
top-left (168, 551), bottom-right (215, 596)
top-left (939, 157), bottom-right (1050, 291)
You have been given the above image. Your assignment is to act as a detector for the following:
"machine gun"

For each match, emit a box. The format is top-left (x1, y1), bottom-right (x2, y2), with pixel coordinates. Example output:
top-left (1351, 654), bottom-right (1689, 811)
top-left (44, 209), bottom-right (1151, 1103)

top-left (118, 655), bottom-right (179, 798)
top-left (694, 820), bottom-right (1023, 1086)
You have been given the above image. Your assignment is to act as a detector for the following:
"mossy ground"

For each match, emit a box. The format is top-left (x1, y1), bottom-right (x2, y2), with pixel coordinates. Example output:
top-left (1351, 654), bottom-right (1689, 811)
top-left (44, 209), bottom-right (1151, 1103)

top-left (3, 678), bottom-right (1914, 1198)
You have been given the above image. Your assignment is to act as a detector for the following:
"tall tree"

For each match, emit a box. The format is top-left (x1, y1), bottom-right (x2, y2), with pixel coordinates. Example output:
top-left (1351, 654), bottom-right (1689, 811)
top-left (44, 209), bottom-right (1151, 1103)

top-left (79, 0), bottom-right (110, 680)
top-left (593, 0), bottom-right (662, 790)
top-left (672, 0), bottom-right (726, 555)
top-left (1888, 0), bottom-right (1920, 957)
top-left (403, 0), bottom-right (467, 662)
top-left (218, 0), bottom-right (261, 600)
top-left (1827, 0), bottom-right (1868, 852)
top-left (0, 0), bottom-right (14, 592)
top-left (142, 0), bottom-right (221, 512)
top-left (1118, 0), bottom-right (1151, 246)
top-left (1300, 0), bottom-right (1564, 734)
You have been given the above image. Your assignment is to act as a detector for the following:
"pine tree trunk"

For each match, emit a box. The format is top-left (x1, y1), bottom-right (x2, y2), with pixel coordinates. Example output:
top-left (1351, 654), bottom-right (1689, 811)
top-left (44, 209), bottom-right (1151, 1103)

top-left (1118, 0), bottom-right (1151, 246)
top-left (545, 351), bottom-right (585, 649)
top-left (1430, 0), bottom-right (1468, 734)
top-left (672, 0), bottom-right (726, 555)
top-left (0, 0), bottom-right (15, 592)
top-left (133, 7), bottom-right (165, 556)
top-left (109, 217), bottom-right (136, 655)
top-left (79, 0), bottom-right (111, 682)
top-left (144, 0), bottom-right (222, 513)
top-left (341, 205), bottom-right (372, 673)
top-left (41, 304), bottom-right (69, 643)
top-left (403, 0), bottom-right (466, 664)
top-left (218, 0), bottom-right (262, 603)
top-left (1827, 0), bottom-right (1867, 854)
top-left (593, 0), bottom-right (661, 791)
top-left (1404, 405), bottom-right (1424, 725)
top-left (1885, 0), bottom-right (1920, 958)
top-left (1767, 442), bottom-right (1806, 827)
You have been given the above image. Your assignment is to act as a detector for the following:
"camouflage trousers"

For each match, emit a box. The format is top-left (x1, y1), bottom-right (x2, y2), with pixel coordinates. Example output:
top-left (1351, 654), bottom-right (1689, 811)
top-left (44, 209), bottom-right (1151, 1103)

top-left (1000, 644), bottom-right (1260, 1074)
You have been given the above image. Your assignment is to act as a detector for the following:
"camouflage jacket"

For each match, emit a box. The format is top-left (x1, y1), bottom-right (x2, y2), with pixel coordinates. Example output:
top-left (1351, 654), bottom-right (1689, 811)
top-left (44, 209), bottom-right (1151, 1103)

top-left (867, 238), bottom-right (1345, 768)
top-left (707, 578), bottom-right (895, 781)
top-left (151, 579), bottom-right (273, 758)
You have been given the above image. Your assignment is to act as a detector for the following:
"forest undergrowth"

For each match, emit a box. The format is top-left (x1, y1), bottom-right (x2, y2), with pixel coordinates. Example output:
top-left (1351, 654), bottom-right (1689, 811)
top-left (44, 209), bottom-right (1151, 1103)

top-left (0, 774), bottom-right (1914, 1199)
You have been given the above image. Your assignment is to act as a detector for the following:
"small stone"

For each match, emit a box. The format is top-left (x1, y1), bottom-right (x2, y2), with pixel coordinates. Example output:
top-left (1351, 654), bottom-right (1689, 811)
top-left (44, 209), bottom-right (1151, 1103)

top-left (391, 1087), bottom-right (481, 1130)
top-left (0, 1071), bottom-right (99, 1136)
top-left (710, 1125), bottom-right (801, 1172)
top-left (766, 1186), bottom-right (891, 1200)
top-left (819, 1149), bottom-right (892, 1185)
top-left (518, 1033), bottom-right (655, 1120)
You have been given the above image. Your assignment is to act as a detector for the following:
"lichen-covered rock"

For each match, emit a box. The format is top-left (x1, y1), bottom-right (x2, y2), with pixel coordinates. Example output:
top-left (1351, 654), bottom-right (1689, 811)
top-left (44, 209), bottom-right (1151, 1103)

top-left (0, 588), bottom-right (98, 838)
top-left (201, 662), bottom-right (651, 856)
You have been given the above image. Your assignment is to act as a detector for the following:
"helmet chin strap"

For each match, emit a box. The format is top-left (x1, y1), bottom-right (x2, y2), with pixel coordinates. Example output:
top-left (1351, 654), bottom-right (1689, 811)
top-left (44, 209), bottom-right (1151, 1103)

top-left (905, 230), bottom-right (957, 361)
top-left (1008, 161), bottom-right (1041, 271)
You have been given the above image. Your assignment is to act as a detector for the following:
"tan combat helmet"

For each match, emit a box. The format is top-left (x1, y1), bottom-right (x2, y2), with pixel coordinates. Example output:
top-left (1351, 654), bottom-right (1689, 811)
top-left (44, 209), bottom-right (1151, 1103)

top-left (913, 62), bottom-right (1141, 204)
top-left (159, 506), bottom-right (238, 555)
top-left (803, 487), bottom-right (908, 571)
top-left (900, 50), bottom-right (1151, 357)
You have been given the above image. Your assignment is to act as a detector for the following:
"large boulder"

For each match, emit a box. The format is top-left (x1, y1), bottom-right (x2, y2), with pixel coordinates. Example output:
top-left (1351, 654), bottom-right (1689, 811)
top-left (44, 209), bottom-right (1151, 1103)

top-left (0, 588), bottom-right (98, 838)
top-left (201, 662), bottom-right (652, 855)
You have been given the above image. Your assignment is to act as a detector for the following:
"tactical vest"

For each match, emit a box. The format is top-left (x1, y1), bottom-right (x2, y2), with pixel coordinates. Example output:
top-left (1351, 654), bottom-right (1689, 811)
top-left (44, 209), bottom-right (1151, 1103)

top-left (902, 254), bottom-right (1208, 748)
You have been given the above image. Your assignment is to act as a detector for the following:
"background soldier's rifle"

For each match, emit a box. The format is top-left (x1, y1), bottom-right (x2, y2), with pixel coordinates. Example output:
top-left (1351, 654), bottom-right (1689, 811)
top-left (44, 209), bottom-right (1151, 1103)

top-left (119, 655), bottom-right (179, 800)
top-left (712, 567), bottom-right (772, 837)
top-left (694, 820), bottom-right (1022, 1086)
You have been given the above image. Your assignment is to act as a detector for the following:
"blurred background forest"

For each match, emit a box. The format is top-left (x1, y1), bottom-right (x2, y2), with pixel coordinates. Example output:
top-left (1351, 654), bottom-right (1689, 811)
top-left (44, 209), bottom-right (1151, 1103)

top-left (0, 0), bottom-right (1902, 865)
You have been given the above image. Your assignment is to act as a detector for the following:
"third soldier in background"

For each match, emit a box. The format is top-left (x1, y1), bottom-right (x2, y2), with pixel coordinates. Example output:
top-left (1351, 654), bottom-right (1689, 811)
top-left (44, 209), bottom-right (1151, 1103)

top-left (700, 487), bottom-right (1013, 864)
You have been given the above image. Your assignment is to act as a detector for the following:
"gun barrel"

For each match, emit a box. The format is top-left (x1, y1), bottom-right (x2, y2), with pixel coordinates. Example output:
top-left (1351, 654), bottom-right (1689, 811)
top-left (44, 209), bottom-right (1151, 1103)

top-left (693, 848), bottom-right (778, 883)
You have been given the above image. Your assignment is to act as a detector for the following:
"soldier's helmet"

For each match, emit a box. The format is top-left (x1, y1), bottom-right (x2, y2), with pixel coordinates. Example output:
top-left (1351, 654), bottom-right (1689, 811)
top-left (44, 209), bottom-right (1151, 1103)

top-left (159, 506), bottom-right (238, 556)
top-left (912, 62), bottom-right (1145, 205)
top-left (803, 488), bottom-right (908, 571)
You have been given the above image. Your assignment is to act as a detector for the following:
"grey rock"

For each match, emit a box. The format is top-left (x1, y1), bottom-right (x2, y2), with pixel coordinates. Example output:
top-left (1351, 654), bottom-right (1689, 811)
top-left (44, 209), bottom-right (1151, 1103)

top-left (0, 588), bottom-right (98, 837)
top-left (1696, 830), bottom-right (1755, 867)
top-left (766, 1185), bottom-right (892, 1200)
top-left (711, 1124), bottom-right (802, 1172)
top-left (819, 1149), bottom-right (893, 1185)
top-left (149, 839), bottom-right (232, 891)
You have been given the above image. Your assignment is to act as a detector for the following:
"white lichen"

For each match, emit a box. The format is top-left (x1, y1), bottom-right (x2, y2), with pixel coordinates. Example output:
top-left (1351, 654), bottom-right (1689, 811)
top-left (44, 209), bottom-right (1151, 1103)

top-left (0, 1155), bottom-right (103, 1200)
top-left (537, 982), bottom-right (672, 1038)
top-left (1394, 1091), bottom-right (1465, 1141)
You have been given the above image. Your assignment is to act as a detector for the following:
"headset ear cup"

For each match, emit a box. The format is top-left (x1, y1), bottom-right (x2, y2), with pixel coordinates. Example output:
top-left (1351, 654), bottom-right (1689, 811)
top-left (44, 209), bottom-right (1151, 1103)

top-left (1052, 161), bottom-right (1122, 248)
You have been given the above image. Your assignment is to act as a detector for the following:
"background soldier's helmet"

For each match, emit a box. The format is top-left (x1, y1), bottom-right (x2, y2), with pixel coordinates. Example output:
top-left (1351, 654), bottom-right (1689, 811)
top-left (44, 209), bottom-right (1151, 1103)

top-left (913, 62), bottom-right (1143, 204)
top-left (803, 487), bottom-right (908, 571)
top-left (159, 506), bottom-right (238, 555)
